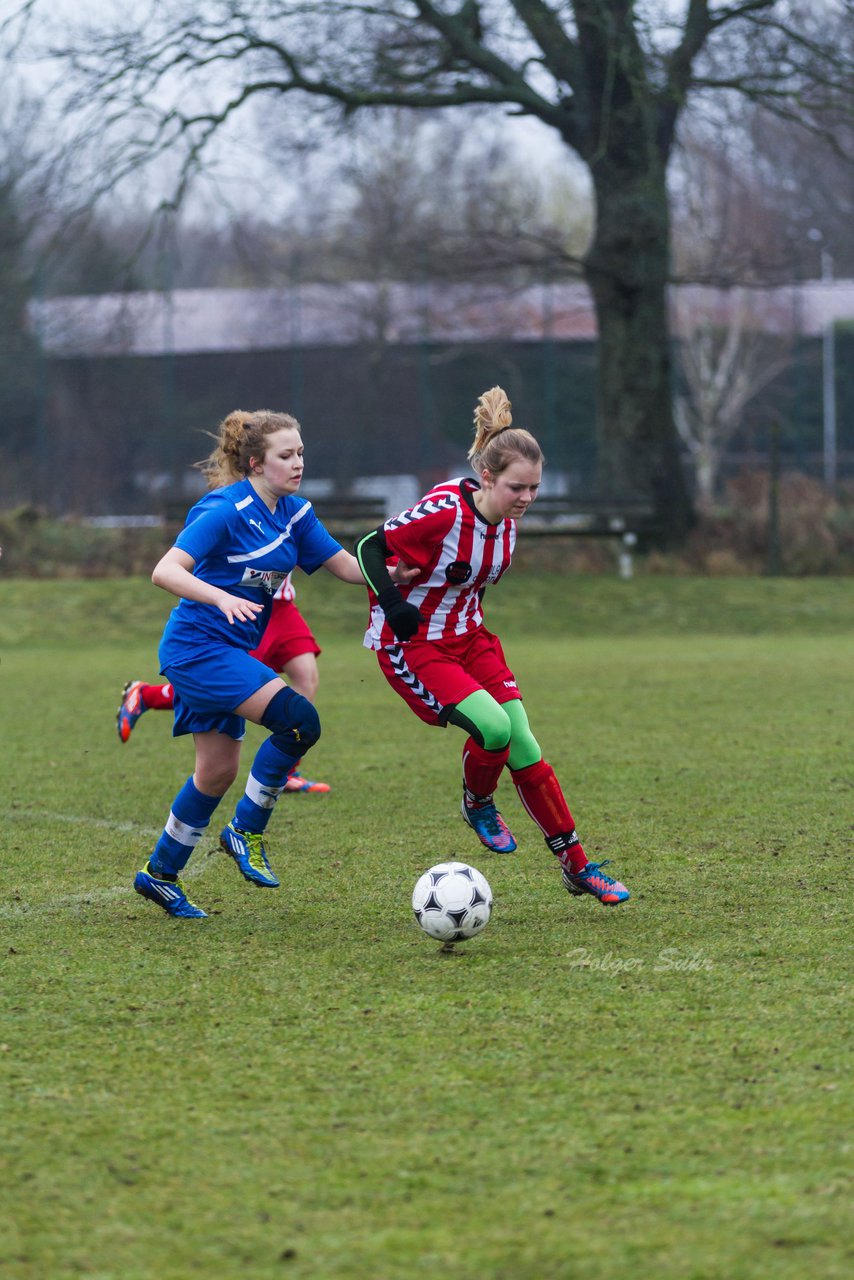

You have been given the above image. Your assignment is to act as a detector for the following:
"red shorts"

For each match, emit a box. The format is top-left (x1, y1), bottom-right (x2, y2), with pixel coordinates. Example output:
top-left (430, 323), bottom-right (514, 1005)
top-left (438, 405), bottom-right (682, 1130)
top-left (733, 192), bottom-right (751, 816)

top-left (376, 627), bottom-right (519, 726)
top-left (250, 600), bottom-right (321, 671)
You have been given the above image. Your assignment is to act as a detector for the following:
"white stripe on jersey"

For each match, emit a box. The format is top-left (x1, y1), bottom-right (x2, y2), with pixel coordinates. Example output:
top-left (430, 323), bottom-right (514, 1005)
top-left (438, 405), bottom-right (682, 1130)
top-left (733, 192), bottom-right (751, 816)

top-left (235, 495), bottom-right (254, 510)
top-left (228, 532), bottom-right (287, 563)
top-left (364, 478), bottom-right (515, 649)
top-left (227, 502), bottom-right (312, 564)
top-left (384, 494), bottom-right (457, 530)
top-left (400, 501), bottom-right (472, 642)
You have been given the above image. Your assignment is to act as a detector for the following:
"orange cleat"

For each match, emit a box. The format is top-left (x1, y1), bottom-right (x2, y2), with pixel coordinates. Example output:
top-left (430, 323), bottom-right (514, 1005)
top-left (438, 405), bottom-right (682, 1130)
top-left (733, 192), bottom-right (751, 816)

top-left (283, 770), bottom-right (331, 794)
top-left (116, 680), bottom-right (146, 743)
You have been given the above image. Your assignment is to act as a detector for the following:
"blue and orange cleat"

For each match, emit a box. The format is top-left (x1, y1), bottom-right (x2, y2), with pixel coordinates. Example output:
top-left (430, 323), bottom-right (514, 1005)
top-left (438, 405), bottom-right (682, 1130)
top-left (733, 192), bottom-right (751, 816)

top-left (220, 822), bottom-right (280, 887)
top-left (283, 769), bottom-right (330, 794)
top-left (461, 794), bottom-right (517, 854)
top-left (133, 860), bottom-right (208, 918)
top-left (562, 860), bottom-right (630, 905)
top-left (117, 680), bottom-right (147, 743)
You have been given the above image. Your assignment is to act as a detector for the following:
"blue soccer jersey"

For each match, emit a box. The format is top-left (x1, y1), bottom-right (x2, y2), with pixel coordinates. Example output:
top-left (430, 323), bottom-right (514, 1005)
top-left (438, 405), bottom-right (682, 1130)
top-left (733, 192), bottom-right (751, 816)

top-left (159, 479), bottom-right (342, 668)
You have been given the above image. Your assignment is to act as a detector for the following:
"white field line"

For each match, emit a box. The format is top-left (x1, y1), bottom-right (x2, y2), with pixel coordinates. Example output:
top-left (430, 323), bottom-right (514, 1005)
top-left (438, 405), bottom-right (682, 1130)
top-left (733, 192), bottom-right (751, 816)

top-left (8, 810), bottom-right (162, 837)
top-left (2, 810), bottom-right (222, 918)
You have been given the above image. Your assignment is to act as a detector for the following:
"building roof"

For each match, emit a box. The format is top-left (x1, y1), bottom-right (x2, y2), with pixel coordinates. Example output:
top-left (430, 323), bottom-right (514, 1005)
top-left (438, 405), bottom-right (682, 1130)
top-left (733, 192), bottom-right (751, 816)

top-left (28, 278), bottom-right (854, 358)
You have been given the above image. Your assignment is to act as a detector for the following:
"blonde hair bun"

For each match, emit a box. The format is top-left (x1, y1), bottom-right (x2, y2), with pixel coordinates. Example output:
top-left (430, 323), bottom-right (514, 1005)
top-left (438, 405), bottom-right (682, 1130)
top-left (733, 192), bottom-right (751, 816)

top-left (468, 385), bottom-right (543, 475)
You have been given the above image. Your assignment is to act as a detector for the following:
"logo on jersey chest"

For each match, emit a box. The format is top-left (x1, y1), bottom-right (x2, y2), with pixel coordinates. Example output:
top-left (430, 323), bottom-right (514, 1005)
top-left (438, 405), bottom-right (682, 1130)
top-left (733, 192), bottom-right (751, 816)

top-left (445, 560), bottom-right (473, 585)
top-left (241, 567), bottom-right (289, 594)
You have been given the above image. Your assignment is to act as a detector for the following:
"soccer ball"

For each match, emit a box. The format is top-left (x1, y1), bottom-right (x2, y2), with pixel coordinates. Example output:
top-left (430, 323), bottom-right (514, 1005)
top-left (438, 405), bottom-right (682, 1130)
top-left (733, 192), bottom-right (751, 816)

top-left (412, 861), bottom-right (493, 943)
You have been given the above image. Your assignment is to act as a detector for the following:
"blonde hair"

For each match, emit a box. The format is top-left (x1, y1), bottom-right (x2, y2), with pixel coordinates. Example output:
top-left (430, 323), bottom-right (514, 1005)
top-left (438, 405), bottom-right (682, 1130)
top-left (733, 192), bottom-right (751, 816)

top-left (468, 386), bottom-right (543, 476)
top-left (197, 409), bottom-right (301, 488)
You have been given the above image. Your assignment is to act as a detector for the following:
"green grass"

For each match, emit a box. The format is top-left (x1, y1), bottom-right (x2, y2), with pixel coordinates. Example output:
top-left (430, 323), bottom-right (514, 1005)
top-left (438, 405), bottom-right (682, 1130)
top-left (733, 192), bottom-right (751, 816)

top-left (1, 576), bottom-right (852, 1280)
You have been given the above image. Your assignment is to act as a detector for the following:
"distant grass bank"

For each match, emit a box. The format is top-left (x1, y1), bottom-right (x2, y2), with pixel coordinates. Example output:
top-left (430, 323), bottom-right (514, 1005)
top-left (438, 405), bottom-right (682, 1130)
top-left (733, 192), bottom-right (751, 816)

top-left (1, 573), bottom-right (852, 651)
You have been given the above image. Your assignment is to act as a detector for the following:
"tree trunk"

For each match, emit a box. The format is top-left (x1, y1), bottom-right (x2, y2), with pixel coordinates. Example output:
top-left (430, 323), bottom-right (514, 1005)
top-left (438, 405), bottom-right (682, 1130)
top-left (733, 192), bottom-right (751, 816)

top-left (695, 440), bottom-right (717, 512)
top-left (584, 163), bottom-right (694, 544)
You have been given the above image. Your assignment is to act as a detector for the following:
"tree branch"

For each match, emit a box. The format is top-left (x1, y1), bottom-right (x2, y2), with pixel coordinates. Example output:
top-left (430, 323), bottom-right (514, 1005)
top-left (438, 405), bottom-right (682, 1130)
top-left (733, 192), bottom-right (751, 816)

top-left (658, 0), bottom-right (714, 154)
top-left (508, 0), bottom-right (581, 90)
top-left (404, 0), bottom-right (566, 124)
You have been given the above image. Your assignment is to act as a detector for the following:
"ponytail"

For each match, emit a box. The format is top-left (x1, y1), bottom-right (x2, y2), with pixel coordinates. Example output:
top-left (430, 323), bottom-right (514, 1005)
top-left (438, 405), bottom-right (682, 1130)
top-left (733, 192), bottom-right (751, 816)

top-left (468, 386), bottom-right (543, 477)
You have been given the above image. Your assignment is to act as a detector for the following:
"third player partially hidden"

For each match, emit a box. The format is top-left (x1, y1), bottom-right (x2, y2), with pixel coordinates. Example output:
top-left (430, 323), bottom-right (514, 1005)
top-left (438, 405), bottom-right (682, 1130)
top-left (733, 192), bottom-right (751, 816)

top-left (356, 386), bottom-right (630, 906)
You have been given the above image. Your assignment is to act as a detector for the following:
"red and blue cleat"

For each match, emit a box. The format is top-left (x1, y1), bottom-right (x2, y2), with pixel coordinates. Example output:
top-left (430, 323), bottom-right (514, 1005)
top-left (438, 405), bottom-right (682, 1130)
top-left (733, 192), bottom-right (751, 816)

top-left (283, 769), bottom-right (330, 794)
top-left (116, 680), bottom-right (147, 743)
top-left (461, 794), bottom-right (518, 854)
top-left (562, 860), bottom-right (630, 905)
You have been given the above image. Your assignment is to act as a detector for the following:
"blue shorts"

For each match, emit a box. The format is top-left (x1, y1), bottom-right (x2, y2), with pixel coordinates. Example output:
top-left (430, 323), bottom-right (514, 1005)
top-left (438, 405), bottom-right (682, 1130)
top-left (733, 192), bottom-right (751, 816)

top-left (162, 649), bottom-right (280, 740)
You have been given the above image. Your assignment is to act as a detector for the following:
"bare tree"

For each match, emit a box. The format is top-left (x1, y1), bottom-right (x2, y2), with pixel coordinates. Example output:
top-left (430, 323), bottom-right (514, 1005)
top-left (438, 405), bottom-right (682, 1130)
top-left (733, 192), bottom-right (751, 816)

top-left (13, 1), bottom-right (854, 540)
top-left (671, 128), bottom-right (794, 286)
top-left (671, 288), bottom-right (793, 507)
top-left (329, 111), bottom-right (580, 279)
top-left (671, 70), bottom-right (854, 288)
top-left (744, 107), bottom-right (854, 281)
top-left (26, 112), bottom-right (589, 294)
top-left (669, 123), bottom-right (799, 505)
top-left (668, 67), bottom-right (853, 505)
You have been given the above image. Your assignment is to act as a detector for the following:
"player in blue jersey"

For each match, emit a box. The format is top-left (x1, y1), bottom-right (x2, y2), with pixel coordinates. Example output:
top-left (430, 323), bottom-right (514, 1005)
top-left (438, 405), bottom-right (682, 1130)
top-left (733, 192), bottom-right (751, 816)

top-left (134, 407), bottom-right (412, 919)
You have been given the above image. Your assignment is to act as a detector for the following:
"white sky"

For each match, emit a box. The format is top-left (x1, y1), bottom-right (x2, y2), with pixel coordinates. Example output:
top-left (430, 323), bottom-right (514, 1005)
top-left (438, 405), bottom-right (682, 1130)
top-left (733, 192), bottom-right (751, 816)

top-left (2, 1), bottom-right (588, 223)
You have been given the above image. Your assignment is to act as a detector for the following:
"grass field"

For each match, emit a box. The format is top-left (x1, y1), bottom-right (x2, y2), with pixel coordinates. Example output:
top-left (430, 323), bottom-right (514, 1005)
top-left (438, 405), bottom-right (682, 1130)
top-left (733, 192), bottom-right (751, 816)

top-left (1, 574), bottom-right (851, 1280)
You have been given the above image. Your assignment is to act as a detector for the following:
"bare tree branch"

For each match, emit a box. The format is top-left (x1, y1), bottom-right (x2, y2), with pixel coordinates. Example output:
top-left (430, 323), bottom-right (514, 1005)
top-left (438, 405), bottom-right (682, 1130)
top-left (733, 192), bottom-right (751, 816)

top-left (10, 0), bottom-right (853, 538)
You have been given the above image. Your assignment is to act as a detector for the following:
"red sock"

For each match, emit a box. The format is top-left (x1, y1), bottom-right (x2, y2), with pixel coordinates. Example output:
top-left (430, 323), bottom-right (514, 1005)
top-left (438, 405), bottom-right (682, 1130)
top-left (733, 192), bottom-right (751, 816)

top-left (462, 737), bottom-right (510, 802)
top-left (141, 682), bottom-right (174, 711)
top-left (511, 759), bottom-right (587, 873)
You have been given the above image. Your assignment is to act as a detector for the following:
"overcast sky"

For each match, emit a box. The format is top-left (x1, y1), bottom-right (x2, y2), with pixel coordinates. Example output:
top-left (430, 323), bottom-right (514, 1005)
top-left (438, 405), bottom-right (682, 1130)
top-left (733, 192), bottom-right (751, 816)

top-left (3, 0), bottom-right (583, 226)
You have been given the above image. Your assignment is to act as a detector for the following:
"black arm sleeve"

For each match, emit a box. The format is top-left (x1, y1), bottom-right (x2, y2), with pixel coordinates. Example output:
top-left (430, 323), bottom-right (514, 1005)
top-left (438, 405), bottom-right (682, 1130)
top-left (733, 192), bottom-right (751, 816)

top-left (354, 526), bottom-right (423, 642)
top-left (355, 527), bottom-right (396, 596)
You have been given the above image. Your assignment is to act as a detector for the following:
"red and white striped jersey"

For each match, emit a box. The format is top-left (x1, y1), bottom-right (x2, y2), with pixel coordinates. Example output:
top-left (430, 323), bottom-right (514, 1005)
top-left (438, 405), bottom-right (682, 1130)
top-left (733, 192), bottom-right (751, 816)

top-left (363, 477), bottom-right (516, 650)
top-left (272, 571), bottom-right (296, 604)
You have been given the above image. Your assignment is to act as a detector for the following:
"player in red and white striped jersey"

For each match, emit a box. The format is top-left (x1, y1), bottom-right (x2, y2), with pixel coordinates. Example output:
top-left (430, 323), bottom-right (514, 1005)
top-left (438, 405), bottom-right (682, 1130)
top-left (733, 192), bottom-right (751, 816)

top-left (362, 477), bottom-right (515, 647)
top-left (357, 386), bottom-right (630, 906)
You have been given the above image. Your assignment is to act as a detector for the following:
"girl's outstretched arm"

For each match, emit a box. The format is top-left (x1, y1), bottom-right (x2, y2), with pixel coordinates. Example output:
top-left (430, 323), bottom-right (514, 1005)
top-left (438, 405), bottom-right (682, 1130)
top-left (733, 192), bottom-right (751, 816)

top-left (321, 545), bottom-right (418, 587)
top-left (151, 546), bottom-right (263, 625)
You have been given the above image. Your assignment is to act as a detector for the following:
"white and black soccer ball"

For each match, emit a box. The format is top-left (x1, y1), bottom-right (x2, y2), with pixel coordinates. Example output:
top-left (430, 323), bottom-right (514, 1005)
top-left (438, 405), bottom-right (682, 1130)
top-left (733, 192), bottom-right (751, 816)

top-left (412, 861), bottom-right (493, 943)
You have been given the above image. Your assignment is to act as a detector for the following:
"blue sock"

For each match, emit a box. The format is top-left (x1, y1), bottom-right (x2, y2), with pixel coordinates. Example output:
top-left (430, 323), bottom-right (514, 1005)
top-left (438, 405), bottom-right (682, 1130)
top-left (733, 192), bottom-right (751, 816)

top-left (232, 736), bottom-right (297, 835)
top-left (150, 777), bottom-right (222, 877)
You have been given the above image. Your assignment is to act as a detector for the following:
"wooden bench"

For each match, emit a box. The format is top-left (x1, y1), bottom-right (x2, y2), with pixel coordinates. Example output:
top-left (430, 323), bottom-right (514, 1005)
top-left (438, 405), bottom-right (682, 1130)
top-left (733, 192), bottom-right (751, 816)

top-left (310, 493), bottom-right (655, 576)
top-left (517, 497), bottom-right (656, 578)
top-left (165, 491), bottom-right (654, 575)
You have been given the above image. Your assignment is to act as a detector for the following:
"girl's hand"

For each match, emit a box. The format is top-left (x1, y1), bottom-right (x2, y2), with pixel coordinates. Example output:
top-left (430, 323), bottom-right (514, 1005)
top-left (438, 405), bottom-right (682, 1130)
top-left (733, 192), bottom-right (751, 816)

top-left (216, 592), bottom-right (264, 625)
top-left (390, 559), bottom-right (419, 586)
